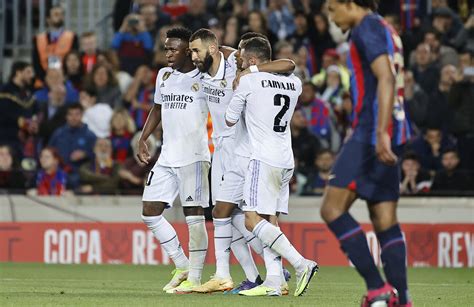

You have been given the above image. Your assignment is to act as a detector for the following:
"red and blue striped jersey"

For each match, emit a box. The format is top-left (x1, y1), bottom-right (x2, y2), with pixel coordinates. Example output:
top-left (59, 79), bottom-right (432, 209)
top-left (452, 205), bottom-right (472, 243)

top-left (347, 13), bottom-right (411, 146)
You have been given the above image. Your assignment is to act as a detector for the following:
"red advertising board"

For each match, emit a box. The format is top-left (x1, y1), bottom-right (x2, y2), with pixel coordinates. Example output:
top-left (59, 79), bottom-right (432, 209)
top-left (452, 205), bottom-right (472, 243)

top-left (0, 222), bottom-right (472, 267)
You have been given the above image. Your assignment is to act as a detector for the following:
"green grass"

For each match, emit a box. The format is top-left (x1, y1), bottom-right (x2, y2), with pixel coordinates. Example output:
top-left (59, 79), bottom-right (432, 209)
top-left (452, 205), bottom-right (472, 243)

top-left (0, 263), bottom-right (472, 306)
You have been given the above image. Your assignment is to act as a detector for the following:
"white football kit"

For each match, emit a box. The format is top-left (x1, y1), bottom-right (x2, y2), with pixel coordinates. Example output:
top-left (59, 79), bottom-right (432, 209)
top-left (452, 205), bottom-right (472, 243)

top-left (142, 67), bottom-right (210, 208)
top-left (226, 72), bottom-right (302, 215)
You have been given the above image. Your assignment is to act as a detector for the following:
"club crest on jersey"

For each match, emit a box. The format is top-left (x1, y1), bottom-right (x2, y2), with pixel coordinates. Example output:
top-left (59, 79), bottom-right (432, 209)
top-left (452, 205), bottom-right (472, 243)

top-left (220, 80), bottom-right (227, 88)
top-left (191, 83), bottom-right (200, 92)
top-left (163, 71), bottom-right (171, 81)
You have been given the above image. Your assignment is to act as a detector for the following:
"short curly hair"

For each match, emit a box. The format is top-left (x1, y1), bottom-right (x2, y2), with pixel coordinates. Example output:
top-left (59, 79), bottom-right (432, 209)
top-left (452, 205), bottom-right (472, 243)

top-left (166, 27), bottom-right (193, 42)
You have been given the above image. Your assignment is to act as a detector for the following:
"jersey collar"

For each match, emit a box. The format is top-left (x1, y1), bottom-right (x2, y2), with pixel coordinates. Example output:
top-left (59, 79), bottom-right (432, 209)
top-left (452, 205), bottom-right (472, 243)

top-left (172, 68), bottom-right (200, 78)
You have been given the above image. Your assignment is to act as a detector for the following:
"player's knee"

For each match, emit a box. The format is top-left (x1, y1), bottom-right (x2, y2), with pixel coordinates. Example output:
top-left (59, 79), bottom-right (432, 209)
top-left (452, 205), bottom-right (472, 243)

top-left (212, 202), bottom-right (234, 218)
top-left (183, 206), bottom-right (204, 216)
top-left (244, 212), bottom-right (261, 231)
top-left (320, 201), bottom-right (345, 224)
top-left (142, 201), bottom-right (165, 216)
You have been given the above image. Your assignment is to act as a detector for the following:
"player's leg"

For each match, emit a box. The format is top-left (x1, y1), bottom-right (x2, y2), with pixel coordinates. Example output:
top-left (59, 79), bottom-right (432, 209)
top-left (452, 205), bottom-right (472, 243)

top-left (369, 201), bottom-right (410, 306)
top-left (141, 166), bottom-right (188, 292)
top-left (212, 201), bottom-right (236, 280)
top-left (269, 214), bottom-right (291, 296)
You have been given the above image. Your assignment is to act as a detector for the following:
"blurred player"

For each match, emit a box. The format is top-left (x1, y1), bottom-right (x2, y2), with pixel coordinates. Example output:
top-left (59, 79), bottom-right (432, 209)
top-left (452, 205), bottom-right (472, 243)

top-left (189, 29), bottom-right (295, 294)
top-left (226, 37), bottom-right (318, 297)
top-left (137, 27), bottom-right (209, 294)
top-left (322, 1), bottom-right (412, 306)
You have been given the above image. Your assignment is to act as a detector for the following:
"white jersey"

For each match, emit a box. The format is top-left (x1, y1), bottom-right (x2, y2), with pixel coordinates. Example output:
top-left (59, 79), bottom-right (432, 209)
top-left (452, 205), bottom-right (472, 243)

top-left (154, 67), bottom-right (210, 167)
top-left (226, 72), bottom-right (302, 169)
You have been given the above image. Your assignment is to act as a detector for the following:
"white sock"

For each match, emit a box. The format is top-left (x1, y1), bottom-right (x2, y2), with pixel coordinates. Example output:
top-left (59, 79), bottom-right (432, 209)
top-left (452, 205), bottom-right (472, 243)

top-left (213, 217), bottom-right (232, 279)
top-left (276, 227), bottom-right (286, 285)
top-left (230, 225), bottom-right (259, 283)
top-left (262, 245), bottom-right (281, 289)
top-left (142, 215), bottom-right (189, 270)
top-left (186, 215), bottom-right (208, 283)
top-left (253, 220), bottom-right (304, 271)
top-left (232, 213), bottom-right (263, 255)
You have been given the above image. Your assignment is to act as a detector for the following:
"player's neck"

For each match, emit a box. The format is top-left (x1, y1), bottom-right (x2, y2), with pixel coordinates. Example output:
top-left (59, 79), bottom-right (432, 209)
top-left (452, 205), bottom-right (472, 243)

top-left (178, 60), bottom-right (195, 74)
top-left (208, 52), bottom-right (221, 77)
top-left (353, 8), bottom-right (372, 27)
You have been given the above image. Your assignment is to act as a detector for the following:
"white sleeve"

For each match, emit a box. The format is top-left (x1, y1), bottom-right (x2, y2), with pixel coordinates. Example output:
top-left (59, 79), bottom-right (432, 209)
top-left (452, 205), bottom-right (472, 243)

top-left (225, 76), bottom-right (251, 124)
top-left (153, 69), bottom-right (164, 105)
top-left (227, 50), bottom-right (238, 72)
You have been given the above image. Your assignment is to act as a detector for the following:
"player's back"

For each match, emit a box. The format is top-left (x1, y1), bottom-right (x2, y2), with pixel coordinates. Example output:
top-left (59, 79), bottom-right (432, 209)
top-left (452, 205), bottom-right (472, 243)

top-left (241, 72), bottom-right (302, 169)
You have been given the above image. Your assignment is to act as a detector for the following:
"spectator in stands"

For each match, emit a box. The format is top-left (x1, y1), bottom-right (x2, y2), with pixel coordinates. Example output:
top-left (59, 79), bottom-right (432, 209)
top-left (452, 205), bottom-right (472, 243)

top-left (83, 64), bottom-right (122, 109)
top-left (448, 57), bottom-right (474, 171)
top-left (431, 149), bottom-right (473, 192)
top-left (32, 5), bottom-right (78, 82)
top-left (0, 145), bottom-right (26, 191)
top-left (153, 25), bottom-right (172, 69)
top-left (119, 132), bottom-right (157, 192)
top-left (139, 3), bottom-right (171, 43)
top-left (409, 128), bottom-right (456, 173)
top-left (96, 51), bottom-right (133, 94)
top-left (287, 10), bottom-right (310, 53)
top-left (162, 0), bottom-right (188, 18)
top-left (303, 149), bottom-right (335, 195)
top-left (400, 152), bottom-right (432, 195)
top-left (29, 147), bottom-right (67, 196)
top-left (422, 29), bottom-right (459, 67)
top-left (177, 0), bottom-right (213, 32)
top-left (267, 0), bottom-right (295, 40)
top-left (289, 158), bottom-right (307, 195)
top-left (411, 43), bottom-right (440, 94)
top-left (80, 32), bottom-right (100, 74)
top-left (318, 65), bottom-right (345, 111)
top-left (310, 13), bottom-right (336, 73)
top-left (244, 10), bottom-right (278, 47)
top-left (0, 61), bottom-right (37, 159)
top-left (34, 68), bottom-right (79, 106)
top-left (110, 109), bottom-right (136, 162)
top-left (404, 70), bottom-right (429, 133)
top-left (79, 138), bottom-right (121, 194)
top-left (123, 66), bottom-right (155, 130)
top-left (62, 51), bottom-right (83, 91)
top-left (222, 16), bottom-right (240, 49)
top-left (37, 84), bottom-right (68, 146)
top-left (49, 103), bottom-right (96, 189)
top-left (312, 48), bottom-right (350, 92)
top-left (431, 7), bottom-right (467, 50)
top-left (111, 13), bottom-right (153, 75)
top-left (291, 109), bottom-right (321, 175)
top-left (79, 87), bottom-right (113, 138)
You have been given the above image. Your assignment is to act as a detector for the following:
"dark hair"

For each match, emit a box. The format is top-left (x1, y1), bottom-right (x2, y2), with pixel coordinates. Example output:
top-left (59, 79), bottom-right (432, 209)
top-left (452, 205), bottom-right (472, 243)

top-left (84, 63), bottom-right (118, 88)
top-left (80, 31), bottom-right (96, 39)
top-left (189, 28), bottom-right (218, 44)
top-left (242, 37), bottom-right (271, 61)
top-left (9, 61), bottom-right (31, 82)
top-left (337, 0), bottom-right (379, 10)
top-left (248, 10), bottom-right (269, 33)
top-left (303, 81), bottom-right (316, 90)
top-left (241, 32), bottom-right (267, 42)
top-left (402, 151), bottom-right (420, 162)
top-left (167, 27), bottom-right (193, 42)
top-left (67, 102), bottom-right (84, 113)
top-left (48, 4), bottom-right (64, 18)
top-left (316, 149), bottom-right (334, 158)
top-left (81, 85), bottom-right (97, 98)
top-left (442, 148), bottom-right (459, 157)
top-left (62, 50), bottom-right (83, 76)
top-left (424, 28), bottom-right (442, 41)
top-left (41, 146), bottom-right (65, 168)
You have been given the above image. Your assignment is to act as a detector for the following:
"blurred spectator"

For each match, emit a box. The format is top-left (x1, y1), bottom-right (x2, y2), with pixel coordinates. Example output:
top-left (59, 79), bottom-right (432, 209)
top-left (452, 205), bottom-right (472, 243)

top-left (222, 16), bottom-right (240, 49)
top-left (34, 68), bottom-right (79, 106)
top-left (110, 109), bottom-right (136, 162)
top-left (139, 3), bottom-right (172, 42)
top-left (408, 128), bottom-right (456, 173)
top-left (0, 61), bottom-right (38, 158)
top-left (37, 84), bottom-right (68, 146)
top-left (79, 87), bottom-right (113, 138)
top-left (244, 11), bottom-right (278, 48)
top-left (208, 18), bottom-right (225, 46)
top-left (318, 65), bottom-right (345, 110)
top-left (153, 25), bottom-right (171, 68)
top-left (310, 13), bottom-right (336, 73)
top-left (80, 32), bottom-right (100, 74)
top-left (411, 43), bottom-right (440, 94)
top-left (32, 5), bottom-right (78, 82)
top-left (287, 11), bottom-right (311, 52)
top-left (420, 29), bottom-right (459, 67)
top-left (79, 138), bottom-right (121, 194)
top-left (0, 145), bottom-right (26, 191)
top-left (431, 149), bottom-right (473, 192)
top-left (312, 48), bottom-right (350, 92)
top-left (119, 132), bottom-right (158, 192)
top-left (96, 51), bottom-right (134, 94)
top-left (303, 149), bottom-right (335, 195)
top-left (267, 0), bottom-right (295, 40)
top-left (431, 7), bottom-right (467, 50)
top-left (291, 109), bottom-right (321, 175)
top-left (83, 64), bottom-right (122, 109)
top-left (448, 58), bottom-right (474, 171)
top-left (162, 0), bottom-right (188, 18)
top-left (400, 152), bottom-right (432, 195)
top-left (111, 13), bottom-right (153, 75)
top-left (29, 147), bottom-right (67, 196)
top-left (289, 158), bottom-right (307, 195)
top-left (404, 70), bottom-right (429, 133)
top-left (62, 51), bottom-right (84, 90)
top-left (425, 64), bottom-right (457, 130)
top-left (49, 103), bottom-right (96, 189)
top-left (177, 0), bottom-right (213, 32)
top-left (124, 66), bottom-right (155, 130)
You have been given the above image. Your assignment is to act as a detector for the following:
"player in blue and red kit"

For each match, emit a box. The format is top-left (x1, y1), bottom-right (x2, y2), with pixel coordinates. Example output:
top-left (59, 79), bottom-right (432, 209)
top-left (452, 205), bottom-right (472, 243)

top-left (322, 1), bottom-right (412, 306)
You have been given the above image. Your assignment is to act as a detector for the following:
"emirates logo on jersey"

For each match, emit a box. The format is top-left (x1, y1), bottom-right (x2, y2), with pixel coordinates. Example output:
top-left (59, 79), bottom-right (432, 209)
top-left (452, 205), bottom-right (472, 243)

top-left (191, 83), bottom-right (200, 92)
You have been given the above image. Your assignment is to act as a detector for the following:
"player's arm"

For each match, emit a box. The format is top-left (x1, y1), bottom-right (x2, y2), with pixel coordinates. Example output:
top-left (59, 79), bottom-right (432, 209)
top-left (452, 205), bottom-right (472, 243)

top-left (371, 55), bottom-right (398, 165)
top-left (220, 46), bottom-right (236, 59)
top-left (226, 76), bottom-right (250, 127)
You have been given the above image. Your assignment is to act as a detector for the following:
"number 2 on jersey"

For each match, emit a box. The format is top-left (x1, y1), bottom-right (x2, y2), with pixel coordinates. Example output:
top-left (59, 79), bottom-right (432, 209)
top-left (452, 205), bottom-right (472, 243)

top-left (273, 94), bottom-right (290, 132)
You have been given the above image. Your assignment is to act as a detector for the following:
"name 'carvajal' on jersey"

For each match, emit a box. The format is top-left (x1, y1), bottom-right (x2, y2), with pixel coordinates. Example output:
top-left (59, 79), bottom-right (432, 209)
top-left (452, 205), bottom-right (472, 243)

top-left (261, 79), bottom-right (297, 91)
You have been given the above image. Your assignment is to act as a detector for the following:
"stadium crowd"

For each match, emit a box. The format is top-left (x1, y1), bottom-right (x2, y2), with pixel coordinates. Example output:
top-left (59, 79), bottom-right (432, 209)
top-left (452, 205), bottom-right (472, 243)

top-left (0, 0), bottom-right (473, 196)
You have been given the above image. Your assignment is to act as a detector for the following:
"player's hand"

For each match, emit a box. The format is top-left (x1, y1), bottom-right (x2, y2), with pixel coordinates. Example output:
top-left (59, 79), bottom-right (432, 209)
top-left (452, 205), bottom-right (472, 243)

top-left (233, 68), bottom-right (250, 90)
top-left (376, 131), bottom-right (397, 166)
top-left (137, 139), bottom-right (151, 164)
top-left (70, 150), bottom-right (86, 162)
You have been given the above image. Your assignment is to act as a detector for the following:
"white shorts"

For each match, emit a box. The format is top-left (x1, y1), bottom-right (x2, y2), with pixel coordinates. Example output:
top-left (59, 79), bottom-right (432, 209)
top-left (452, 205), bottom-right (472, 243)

top-left (216, 154), bottom-right (249, 205)
top-left (243, 160), bottom-right (293, 216)
top-left (142, 161), bottom-right (210, 208)
top-left (211, 136), bottom-right (234, 204)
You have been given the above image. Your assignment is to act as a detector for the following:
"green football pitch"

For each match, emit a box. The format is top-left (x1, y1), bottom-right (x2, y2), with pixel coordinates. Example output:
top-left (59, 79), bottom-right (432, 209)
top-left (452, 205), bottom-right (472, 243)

top-left (0, 263), bottom-right (472, 306)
